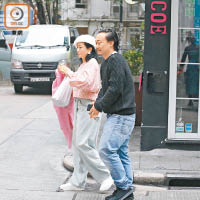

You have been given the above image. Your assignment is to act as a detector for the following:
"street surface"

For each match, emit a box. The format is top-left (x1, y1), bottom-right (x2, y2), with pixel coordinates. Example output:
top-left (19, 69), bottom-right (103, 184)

top-left (0, 86), bottom-right (74, 199)
top-left (0, 85), bottom-right (200, 200)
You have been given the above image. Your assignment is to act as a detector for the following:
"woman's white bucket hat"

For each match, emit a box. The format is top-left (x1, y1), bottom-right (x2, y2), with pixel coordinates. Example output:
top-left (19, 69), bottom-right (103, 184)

top-left (74, 35), bottom-right (96, 49)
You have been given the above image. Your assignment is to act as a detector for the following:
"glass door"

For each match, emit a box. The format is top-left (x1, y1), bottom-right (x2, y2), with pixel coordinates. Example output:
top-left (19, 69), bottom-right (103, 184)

top-left (168, 0), bottom-right (200, 140)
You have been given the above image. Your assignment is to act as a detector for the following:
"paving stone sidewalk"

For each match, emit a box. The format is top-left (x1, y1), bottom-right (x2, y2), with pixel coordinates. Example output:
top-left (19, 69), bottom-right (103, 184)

top-left (73, 191), bottom-right (200, 200)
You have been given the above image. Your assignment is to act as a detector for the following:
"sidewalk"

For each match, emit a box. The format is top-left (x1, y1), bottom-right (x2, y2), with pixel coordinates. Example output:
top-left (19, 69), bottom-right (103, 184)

top-left (63, 123), bottom-right (200, 187)
top-left (130, 127), bottom-right (200, 187)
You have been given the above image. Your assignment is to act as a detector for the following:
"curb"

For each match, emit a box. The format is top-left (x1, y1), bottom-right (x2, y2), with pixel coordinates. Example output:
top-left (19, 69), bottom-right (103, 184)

top-left (134, 171), bottom-right (166, 186)
top-left (63, 155), bottom-right (73, 172)
top-left (63, 155), bottom-right (93, 178)
top-left (63, 155), bottom-right (200, 187)
top-left (63, 155), bottom-right (166, 185)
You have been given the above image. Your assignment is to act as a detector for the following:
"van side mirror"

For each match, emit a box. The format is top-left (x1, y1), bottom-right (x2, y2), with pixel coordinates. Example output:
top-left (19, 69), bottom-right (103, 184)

top-left (0, 39), bottom-right (7, 49)
top-left (70, 36), bottom-right (76, 44)
top-left (17, 30), bottom-right (23, 35)
top-left (64, 37), bottom-right (70, 50)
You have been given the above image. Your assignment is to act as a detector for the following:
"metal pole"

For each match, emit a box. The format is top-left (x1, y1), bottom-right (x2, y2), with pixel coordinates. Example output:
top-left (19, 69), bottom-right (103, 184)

top-left (120, 0), bottom-right (123, 23)
top-left (119, 0), bottom-right (123, 53)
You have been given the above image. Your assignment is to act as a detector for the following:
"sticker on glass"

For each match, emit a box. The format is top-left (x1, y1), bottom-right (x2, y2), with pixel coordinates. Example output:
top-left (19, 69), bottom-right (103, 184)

top-left (185, 123), bottom-right (192, 133)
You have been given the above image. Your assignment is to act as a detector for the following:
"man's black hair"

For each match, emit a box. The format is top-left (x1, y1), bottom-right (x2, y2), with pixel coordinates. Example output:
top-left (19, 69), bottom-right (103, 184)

top-left (98, 29), bottom-right (119, 52)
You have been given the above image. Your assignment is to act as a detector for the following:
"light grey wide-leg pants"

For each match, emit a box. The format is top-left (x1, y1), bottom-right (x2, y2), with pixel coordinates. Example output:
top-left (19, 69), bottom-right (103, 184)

top-left (70, 98), bottom-right (110, 188)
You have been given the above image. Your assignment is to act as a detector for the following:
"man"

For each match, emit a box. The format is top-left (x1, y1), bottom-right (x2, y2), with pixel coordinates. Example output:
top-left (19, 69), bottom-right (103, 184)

top-left (89, 29), bottom-right (136, 200)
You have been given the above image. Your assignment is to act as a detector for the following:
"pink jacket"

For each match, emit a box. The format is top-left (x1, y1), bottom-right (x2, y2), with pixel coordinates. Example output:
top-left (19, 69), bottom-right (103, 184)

top-left (52, 70), bottom-right (74, 149)
top-left (67, 58), bottom-right (101, 101)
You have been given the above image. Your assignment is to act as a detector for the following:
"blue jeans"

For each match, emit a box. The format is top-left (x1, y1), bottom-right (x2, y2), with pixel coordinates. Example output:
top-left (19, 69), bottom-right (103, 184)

top-left (99, 113), bottom-right (135, 190)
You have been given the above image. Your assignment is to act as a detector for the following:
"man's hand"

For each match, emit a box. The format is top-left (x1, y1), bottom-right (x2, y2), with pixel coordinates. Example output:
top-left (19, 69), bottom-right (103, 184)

top-left (89, 104), bottom-right (99, 119)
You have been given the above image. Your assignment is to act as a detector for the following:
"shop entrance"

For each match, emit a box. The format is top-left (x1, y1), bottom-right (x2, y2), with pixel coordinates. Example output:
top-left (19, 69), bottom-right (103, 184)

top-left (168, 0), bottom-right (200, 139)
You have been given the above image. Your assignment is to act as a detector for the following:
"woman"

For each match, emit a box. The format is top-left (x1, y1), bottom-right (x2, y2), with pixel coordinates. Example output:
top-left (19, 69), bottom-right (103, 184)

top-left (58, 35), bottom-right (113, 191)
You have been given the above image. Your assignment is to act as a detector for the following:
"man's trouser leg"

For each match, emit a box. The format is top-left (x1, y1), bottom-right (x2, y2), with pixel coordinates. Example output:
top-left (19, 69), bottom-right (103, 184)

top-left (99, 114), bottom-right (135, 190)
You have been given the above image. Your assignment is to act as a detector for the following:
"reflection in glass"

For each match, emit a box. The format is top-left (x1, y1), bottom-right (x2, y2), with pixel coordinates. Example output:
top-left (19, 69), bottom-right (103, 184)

top-left (175, 99), bottom-right (198, 133)
top-left (176, 0), bottom-right (200, 102)
top-left (179, 0), bottom-right (200, 31)
top-left (177, 36), bottom-right (199, 101)
top-left (179, 0), bottom-right (195, 28)
top-left (171, 0), bottom-right (200, 137)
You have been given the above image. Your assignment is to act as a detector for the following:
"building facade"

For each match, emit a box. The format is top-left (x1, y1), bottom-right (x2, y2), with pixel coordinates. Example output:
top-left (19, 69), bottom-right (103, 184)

top-left (59, 0), bottom-right (145, 51)
top-left (141, 0), bottom-right (200, 151)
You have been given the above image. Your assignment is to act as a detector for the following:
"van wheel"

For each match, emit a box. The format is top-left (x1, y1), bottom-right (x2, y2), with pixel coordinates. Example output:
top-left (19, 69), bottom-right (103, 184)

top-left (14, 84), bottom-right (23, 93)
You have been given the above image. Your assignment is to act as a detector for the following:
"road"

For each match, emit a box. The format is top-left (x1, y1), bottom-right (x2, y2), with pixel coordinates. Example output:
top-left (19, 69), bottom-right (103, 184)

top-left (0, 86), bottom-right (74, 199)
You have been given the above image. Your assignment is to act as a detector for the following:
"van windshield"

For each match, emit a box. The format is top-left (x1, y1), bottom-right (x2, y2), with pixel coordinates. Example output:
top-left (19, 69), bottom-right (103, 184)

top-left (16, 28), bottom-right (69, 47)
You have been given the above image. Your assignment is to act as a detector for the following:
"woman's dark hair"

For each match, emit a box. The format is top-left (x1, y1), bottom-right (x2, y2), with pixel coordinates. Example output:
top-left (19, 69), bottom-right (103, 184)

top-left (186, 36), bottom-right (196, 45)
top-left (80, 42), bottom-right (98, 63)
top-left (98, 29), bottom-right (119, 52)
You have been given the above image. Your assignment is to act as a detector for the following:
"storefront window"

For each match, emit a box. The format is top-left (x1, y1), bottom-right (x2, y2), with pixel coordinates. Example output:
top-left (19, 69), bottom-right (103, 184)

top-left (168, 0), bottom-right (200, 139)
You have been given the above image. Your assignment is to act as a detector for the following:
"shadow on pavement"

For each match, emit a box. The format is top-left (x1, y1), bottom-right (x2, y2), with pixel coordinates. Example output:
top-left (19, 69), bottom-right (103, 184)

top-left (16, 86), bottom-right (52, 95)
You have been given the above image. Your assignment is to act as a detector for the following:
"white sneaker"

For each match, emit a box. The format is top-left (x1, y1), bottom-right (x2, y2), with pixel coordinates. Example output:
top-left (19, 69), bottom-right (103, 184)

top-left (59, 182), bottom-right (84, 191)
top-left (99, 176), bottom-right (114, 192)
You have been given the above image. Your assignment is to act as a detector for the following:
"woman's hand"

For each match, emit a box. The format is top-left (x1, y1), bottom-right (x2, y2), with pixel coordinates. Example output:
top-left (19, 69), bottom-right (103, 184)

top-left (177, 65), bottom-right (184, 75)
top-left (58, 65), bottom-right (70, 76)
top-left (177, 68), bottom-right (184, 74)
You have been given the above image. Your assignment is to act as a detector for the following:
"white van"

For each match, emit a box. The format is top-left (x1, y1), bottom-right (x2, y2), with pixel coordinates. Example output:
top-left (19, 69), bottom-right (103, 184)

top-left (10, 25), bottom-right (80, 93)
top-left (0, 30), bottom-right (11, 81)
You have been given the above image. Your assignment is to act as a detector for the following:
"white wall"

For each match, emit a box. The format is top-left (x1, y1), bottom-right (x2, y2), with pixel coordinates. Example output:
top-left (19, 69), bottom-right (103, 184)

top-left (60, 0), bottom-right (111, 20)
top-left (60, 0), bottom-right (90, 20)
top-left (90, 0), bottom-right (111, 18)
